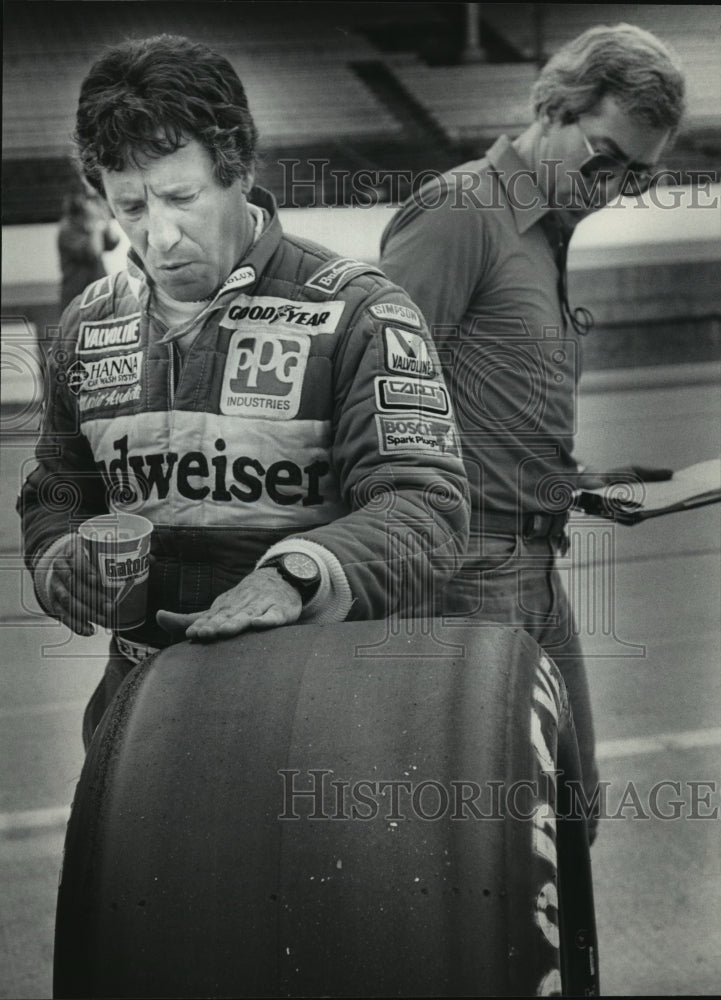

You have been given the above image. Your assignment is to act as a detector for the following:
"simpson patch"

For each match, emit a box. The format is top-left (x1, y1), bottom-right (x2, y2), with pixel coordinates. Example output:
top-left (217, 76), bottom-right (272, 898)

top-left (370, 302), bottom-right (422, 328)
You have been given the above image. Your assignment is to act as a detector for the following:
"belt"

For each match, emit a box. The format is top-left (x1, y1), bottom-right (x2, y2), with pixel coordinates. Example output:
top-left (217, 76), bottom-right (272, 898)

top-left (482, 510), bottom-right (569, 546)
top-left (115, 635), bottom-right (160, 665)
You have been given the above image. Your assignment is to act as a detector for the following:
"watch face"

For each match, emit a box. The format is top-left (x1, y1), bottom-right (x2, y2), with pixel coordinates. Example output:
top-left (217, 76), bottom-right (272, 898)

top-left (283, 552), bottom-right (320, 582)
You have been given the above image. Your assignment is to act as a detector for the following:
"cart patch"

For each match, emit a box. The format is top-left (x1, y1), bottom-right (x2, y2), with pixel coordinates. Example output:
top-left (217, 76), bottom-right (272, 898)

top-left (375, 376), bottom-right (450, 416)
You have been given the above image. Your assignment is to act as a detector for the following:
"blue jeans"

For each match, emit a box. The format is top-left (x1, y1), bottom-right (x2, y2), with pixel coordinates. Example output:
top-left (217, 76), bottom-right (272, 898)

top-left (437, 532), bottom-right (600, 836)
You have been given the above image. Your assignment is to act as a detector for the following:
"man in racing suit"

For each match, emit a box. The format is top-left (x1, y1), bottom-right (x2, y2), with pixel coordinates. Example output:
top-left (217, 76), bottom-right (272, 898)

top-left (17, 35), bottom-right (469, 745)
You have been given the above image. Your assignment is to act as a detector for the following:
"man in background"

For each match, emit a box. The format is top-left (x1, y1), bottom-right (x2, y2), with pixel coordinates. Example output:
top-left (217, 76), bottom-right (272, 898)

top-left (57, 181), bottom-right (119, 311)
top-left (380, 23), bottom-right (686, 836)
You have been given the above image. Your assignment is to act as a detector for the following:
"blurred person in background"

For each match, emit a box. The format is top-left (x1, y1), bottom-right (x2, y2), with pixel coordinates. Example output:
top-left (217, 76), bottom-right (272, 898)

top-left (19, 34), bottom-right (469, 747)
top-left (380, 23), bottom-right (686, 840)
top-left (57, 180), bottom-right (119, 311)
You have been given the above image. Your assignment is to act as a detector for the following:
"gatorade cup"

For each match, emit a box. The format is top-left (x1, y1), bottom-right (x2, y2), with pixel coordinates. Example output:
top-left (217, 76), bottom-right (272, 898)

top-left (79, 513), bottom-right (153, 630)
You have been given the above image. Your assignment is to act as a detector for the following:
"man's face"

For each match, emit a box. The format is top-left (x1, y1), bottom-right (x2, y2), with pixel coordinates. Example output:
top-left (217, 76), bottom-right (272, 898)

top-left (542, 95), bottom-right (670, 222)
top-left (101, 139), bottom-right (254, 301)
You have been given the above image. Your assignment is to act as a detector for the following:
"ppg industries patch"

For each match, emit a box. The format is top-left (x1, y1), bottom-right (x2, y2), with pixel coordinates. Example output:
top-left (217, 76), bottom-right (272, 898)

top-left (375, 414), bottom-right (461, 457)
top-left (220, 330), bottom-right (310, 419)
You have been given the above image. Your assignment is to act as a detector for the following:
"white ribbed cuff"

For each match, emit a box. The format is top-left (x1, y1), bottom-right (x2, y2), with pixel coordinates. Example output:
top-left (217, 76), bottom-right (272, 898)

top-left (33, 532), bottom-right (76, 616)
top-left (256, 539), bottom-right (353, 624)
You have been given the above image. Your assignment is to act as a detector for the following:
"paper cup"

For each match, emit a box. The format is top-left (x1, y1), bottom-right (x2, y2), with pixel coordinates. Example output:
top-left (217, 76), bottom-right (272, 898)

top-left (79, 513), bottom-right (153, 630)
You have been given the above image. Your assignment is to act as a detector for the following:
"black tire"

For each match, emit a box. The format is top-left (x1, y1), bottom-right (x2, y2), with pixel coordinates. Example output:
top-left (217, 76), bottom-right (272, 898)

top-left (54, 619), bottom-right (598, 998)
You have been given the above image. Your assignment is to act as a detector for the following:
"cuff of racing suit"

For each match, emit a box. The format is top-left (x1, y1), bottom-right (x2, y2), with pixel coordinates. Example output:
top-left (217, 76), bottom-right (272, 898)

top-left (256, 539), bottom-right (353, 624)
top-left (31, 531), bottom-right (76, 618)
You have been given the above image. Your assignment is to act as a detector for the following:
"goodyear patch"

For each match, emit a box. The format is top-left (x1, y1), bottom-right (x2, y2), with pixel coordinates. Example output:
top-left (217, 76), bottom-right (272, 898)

top-left (375, 414), bottom-right (461, 458)
top-left (369, 302), bottom-right (422, 328)
top-left (222, 295), bottom-right (344, 334)
top-left (383, 326), bottom-right (437, 378)
top-left (374, 376), bottom-right (450, 417)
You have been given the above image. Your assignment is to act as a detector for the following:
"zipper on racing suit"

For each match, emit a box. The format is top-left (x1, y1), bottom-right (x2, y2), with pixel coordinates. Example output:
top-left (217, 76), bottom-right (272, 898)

top-left (167, 341), bottom-right (180, 405)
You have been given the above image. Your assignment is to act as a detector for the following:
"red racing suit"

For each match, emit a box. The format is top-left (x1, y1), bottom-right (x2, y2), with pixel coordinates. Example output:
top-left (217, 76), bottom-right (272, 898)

top-left (18, 188), bottom-right (469, 651)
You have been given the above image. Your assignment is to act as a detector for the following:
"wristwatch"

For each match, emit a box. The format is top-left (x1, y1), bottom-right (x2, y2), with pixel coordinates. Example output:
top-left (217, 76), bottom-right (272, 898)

top-left (263, 552), bottom-right (321, 603)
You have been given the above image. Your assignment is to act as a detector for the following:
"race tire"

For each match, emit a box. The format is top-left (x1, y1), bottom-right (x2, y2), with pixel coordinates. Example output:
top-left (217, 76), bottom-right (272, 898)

top-left (53, 619), bottom-right (599, 997)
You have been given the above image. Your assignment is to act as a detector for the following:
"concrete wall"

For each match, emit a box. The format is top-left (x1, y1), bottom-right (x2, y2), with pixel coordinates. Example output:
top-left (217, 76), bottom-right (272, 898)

top-left (3, 186), bottom-right (719, 370)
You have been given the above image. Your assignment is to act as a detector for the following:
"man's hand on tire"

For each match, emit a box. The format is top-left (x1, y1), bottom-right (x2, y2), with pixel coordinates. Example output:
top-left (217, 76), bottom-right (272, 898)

top-left (156, 568), bottom-right (303, 642)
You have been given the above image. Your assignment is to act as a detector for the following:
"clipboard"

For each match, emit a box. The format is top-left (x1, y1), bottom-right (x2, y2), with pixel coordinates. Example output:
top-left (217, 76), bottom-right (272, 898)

top-left (571, 458), bottom-right (721, 525)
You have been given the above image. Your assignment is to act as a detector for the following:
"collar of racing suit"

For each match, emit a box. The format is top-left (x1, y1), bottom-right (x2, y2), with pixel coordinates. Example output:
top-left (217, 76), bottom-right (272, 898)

top-left (124, 185), bottom-right (283, 343)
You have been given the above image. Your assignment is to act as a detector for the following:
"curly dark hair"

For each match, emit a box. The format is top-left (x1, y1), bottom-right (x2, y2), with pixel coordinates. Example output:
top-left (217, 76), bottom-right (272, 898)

top-left (74, 34), bottom-right (258, 193)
